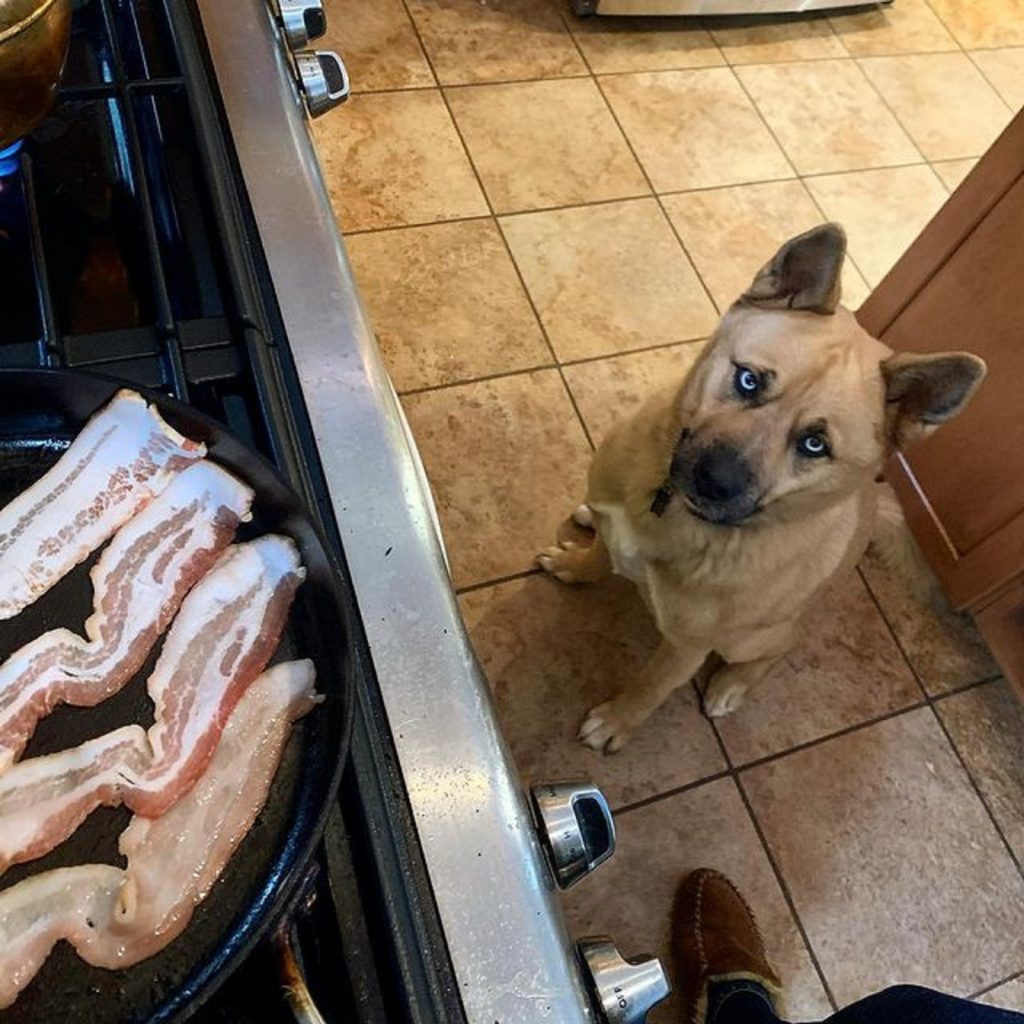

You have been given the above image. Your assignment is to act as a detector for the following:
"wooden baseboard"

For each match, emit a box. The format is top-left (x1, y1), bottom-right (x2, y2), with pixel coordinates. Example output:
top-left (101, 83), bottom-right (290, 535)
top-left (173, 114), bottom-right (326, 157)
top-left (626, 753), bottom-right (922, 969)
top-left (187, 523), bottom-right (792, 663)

top-left (973, 581), bottom-right (1024, 699)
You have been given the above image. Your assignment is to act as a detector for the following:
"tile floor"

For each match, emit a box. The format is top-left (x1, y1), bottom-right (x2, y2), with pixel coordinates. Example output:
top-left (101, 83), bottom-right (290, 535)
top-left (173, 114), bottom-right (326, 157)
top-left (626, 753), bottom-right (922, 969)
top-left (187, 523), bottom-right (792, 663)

top-left (315, 1), bottom-right (1024, 1018)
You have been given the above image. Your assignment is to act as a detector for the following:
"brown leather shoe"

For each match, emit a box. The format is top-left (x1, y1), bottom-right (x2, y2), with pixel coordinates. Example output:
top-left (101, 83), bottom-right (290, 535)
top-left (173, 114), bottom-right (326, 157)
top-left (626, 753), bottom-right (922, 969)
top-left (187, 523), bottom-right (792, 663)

top-left (674, 869), bottom-right (784, 1024)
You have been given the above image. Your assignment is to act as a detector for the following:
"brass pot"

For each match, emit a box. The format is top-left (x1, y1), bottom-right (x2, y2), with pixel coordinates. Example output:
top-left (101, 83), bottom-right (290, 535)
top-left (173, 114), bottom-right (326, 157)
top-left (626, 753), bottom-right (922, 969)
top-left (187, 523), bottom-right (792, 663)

top-left (0, 0), bottom-right (72, 151)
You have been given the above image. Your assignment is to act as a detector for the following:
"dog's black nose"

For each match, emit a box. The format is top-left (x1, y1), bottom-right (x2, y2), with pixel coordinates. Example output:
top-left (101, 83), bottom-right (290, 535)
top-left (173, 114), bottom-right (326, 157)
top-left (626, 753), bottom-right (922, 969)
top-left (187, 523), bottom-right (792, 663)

top-left (692, 443), bottom-right (753, 504)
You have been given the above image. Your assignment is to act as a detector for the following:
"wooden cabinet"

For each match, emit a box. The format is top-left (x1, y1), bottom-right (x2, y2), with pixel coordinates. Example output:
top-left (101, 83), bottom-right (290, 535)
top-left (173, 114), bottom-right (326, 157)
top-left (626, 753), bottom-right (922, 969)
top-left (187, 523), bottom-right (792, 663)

top-left (857, 109), bottom-right (1024, 694)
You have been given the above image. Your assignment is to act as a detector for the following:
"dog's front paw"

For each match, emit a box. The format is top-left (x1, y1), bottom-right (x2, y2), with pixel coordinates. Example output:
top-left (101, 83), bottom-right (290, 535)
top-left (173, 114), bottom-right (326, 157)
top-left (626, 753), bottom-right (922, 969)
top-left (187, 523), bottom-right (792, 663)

top-left (578, 700), bottom-right (638, 754)
top-left (537, 540), bottom-right (584, 583)
top-left (702, 676), bottom-right (749, 718)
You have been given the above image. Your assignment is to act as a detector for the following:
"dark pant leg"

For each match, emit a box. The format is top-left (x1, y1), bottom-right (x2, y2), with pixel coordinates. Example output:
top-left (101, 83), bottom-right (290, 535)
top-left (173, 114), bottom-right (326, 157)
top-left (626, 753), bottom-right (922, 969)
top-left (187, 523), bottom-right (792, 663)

top-left (707, 983), bottom-right (1024, 1024)
top-left (706, 981), bottom-right (784, 1024)
top-left (829, 986), bottom-right (1024, 1024)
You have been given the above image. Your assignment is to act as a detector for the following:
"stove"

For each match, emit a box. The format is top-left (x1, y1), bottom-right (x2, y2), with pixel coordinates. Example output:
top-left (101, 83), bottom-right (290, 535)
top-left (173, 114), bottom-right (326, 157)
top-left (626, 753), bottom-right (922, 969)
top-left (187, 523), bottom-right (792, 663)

top-left (0, 2), bottom-right (670, 1022)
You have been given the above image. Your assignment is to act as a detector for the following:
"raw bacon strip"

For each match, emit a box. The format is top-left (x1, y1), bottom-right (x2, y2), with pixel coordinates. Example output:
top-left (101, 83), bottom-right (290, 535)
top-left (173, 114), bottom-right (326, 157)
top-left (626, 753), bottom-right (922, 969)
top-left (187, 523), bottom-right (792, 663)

top-left (0, 726), bottom-right (149, 873)
top-left (0, 462), bottom-right (254, 771)
top-left (0, 661), bottom-right (318, 1009)
top-left (127, 534), bottom-right (306, 818)
top-left (0, 865), bottom-right (123, 1009)
top-left (0, 389), bottom-right (205, 620)
top-left (92, 660), bottom-right (320, 964)
top-left (0, 536), bottom-right (304, 873)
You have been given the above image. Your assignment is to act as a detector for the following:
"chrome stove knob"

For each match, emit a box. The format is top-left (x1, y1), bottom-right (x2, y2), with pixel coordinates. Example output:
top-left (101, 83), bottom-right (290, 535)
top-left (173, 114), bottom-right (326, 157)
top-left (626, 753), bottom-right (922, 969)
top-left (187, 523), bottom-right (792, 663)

top-left (295, 50), bottom-right (350, 118)
top-left (278, 0), bottom-right (327, 49)
top-left (530, 781), bottom-right (615, 888)
top-left (578, 938), bottom-right (670, 1024)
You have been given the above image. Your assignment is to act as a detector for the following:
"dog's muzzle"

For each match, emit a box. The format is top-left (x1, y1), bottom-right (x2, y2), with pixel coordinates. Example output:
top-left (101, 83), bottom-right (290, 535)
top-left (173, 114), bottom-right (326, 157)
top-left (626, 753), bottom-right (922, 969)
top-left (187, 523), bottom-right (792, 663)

top-left (679, 441), bottom-right (761, 526)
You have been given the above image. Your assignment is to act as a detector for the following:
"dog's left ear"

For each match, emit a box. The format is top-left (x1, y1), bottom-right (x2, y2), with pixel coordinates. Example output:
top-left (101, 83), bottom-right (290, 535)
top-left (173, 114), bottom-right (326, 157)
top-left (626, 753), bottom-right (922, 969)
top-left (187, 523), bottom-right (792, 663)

top-left (881, 351), bottom-right (986, 447)
top-left (743, 223), bottom-right (846, 314)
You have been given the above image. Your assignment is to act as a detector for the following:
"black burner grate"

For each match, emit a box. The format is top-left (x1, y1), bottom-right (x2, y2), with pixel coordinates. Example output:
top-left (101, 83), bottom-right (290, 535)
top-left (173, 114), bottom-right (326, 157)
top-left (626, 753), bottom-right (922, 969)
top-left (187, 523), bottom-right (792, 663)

top-left (0, 3), bottom-right (466, 1020)
top-left (0, 0), bottom-right (270, 455)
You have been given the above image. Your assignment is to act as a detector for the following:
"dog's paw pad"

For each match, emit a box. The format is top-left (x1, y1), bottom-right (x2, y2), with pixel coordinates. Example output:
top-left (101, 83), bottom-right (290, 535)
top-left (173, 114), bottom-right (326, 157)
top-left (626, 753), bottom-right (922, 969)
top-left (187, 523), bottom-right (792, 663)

top-left (578, 702), bottom-right (633, 754)
top-left (572, 504), bottom-right (594, 529)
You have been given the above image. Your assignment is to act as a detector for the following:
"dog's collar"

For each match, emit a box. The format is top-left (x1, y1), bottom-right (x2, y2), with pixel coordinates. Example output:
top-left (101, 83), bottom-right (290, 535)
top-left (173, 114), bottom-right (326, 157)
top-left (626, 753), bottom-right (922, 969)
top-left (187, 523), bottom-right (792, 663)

top-left (650, 484), bottom-right (673, 517)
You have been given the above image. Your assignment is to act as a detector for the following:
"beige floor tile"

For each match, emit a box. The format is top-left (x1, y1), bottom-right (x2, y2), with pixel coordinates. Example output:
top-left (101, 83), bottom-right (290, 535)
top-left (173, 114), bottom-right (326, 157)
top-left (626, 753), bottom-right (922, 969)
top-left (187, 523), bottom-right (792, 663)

top-left (567, 15), bottom-right (724, 74)
top-left (859, 547), bottom-right (998, 695)
top-left (321, 0), bottom-right (433, 91)
top-left (446, 79), bottom-right (648, 214)
top-left (312, 91), bottom-right (486, 232)
top-left (599, 68), bottom-right (792, 192)
top-left (860, 53), bottom-right (1011, 161)
top-left (563, 343), bottom-right (706, 444)
top-left (715, 571), bottom-right (922, 765)
top-left (937, 679), bottom-right (1024, 862)
top-left (662, 179), bottom-right (870, 312)
top-left (346, 220), bottom-right (549, 392)
top-left (926, 0), bottom-right (1024, 49)
top-left (932, 158), bottom-right (980, 192)
top-left (461, 575), bottom-right (725, 809)
top-left (402, 370), bottom-right (590, 588)
top-left (737, 60), bottom-right (918, 175)
top-left (561, 779), bottom-right (833, 1023)
top-left (744, 709), bottom-right (1024, 1004)
top-left (829, 0), bottom-right (957, 56)
top-left (805, 165), bottom-right (948, 286)
top-left (973, 47), bottom-right (1024, 109)
top-left (500, 199), bottom-right (718, 362)
top-left (708, 13), bottom-right (846, 64)
top-left (405, 0), bottom-right (586, 85)
top-left (979, 977), bottom-right (1024, 1011)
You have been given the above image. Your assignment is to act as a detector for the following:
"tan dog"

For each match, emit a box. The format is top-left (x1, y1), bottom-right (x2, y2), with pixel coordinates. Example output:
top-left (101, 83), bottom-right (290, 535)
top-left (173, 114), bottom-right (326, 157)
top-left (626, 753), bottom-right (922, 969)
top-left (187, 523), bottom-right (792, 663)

top-left (538, 224), bottom-right (985, 753)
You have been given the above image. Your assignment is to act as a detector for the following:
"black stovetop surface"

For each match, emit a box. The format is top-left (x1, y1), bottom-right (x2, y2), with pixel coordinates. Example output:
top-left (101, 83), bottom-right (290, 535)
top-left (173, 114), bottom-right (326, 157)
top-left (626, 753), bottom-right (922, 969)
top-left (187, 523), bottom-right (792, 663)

top-left (0, 1), bottom-right (463, 1021)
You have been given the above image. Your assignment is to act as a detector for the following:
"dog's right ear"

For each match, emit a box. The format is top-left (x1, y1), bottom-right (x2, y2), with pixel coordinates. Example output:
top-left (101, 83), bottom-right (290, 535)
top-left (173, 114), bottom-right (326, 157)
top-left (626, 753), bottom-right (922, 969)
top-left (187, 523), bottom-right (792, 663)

top-left (743, 223), bottom-right (846, 314)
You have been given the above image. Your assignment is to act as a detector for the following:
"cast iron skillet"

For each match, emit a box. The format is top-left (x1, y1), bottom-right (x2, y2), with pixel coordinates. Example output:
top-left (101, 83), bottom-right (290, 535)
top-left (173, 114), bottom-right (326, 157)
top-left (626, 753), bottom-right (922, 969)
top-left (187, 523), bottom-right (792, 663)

top-left (0, 369), bottom-right (354, 1022)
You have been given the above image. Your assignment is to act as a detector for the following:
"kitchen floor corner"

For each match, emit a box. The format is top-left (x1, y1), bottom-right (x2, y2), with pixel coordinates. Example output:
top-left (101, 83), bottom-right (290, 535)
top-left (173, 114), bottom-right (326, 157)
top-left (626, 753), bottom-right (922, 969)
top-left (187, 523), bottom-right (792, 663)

top-left (314, 1), bottom-right (1024, 1018)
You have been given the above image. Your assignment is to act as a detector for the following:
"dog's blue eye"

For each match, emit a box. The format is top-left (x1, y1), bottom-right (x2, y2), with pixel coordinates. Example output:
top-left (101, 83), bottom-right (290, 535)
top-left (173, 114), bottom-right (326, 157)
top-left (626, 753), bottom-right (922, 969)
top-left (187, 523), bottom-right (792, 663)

top-left (797, 433), bottom-right (830, 458)
top-left (734, 366), bottom-right (761, 398)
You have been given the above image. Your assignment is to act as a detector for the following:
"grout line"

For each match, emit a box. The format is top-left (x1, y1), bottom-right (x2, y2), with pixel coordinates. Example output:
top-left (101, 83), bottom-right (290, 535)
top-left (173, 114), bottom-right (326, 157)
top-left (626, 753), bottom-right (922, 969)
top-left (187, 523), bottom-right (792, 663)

top-left (930, 671), bottom-right (1005, 701)
top-left (856, 566), bottom-right (930, 704)
top-left (856, 567), bottom-right (1024, 882)
top-left (965, 50), bottom-right (1018, 116)
top-left (921, 0), bottom-right (970, 56)
top-left (398, 0), bottom-right (603, 453)
top-left (970, 968), bottom-right (1024, 1002)
top-left (455, 566), bottom-right (543, 596)
top-left (556, 7), bottom-right (725, 323)
top-left (703, 704), bottom-right (841, 1012)
top-left (561, 335), bottom-right (709, 368)
top-left (398, 333), bottom-right (712, 399)
top-left (343, 154), bottom-right (945, 240)
top-left (731, 772), bottom-right (841, 1012)
top-left (398, 362), bottom-right (557, 399)
top-left (711, 57), bottom-right (874, 296)
top-left (847, 55), bottom-right (931, 164)
top-left (855, 567), bottom-right (1003, 702)
top-left (929, 697), bottom-right (1024, 881)
top-left (615, 667), bottom-right (1002, 815)
top-left (613, 768), bottom-right (733, 817)
top-left (612, 700), bottom-right (926, 819)
top-left (706, 10), bottom-right (847, 69)
top-left (343, 43), bottom-right (1024, 100)
top-left (345, 212), bottom-right (493, 238)
top-left (735, 699), bottom-right (928, 773)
